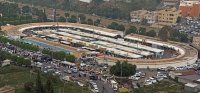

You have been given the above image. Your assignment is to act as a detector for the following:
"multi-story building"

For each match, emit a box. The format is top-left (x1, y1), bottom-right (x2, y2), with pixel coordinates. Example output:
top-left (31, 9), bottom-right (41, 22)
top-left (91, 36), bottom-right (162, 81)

top-left (144, 11), bottom-right (158, 24)
top-left (164, 0), bottom-right (179, 6)
top-left (193, 35), bottom-right (200, 47)
top-left (179, 0), bottom-right (200, 17)
top-left (130, 10), bottom-right (147, 23)
top-left (151, 8), bottom-right (181, 28)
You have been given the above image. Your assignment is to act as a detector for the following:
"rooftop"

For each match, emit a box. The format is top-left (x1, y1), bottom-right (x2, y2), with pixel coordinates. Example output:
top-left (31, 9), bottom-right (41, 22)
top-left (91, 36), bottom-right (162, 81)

top-left (177, 74), bottom-right (200, 81)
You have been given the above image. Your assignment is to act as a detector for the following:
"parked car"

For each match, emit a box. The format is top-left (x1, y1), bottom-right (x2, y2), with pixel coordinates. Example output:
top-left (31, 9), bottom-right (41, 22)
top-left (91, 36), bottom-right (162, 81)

top-left (136, 82), bottom-right (143, 88)
top-left (156, 78), bottom-right (164, 82)
top-left (144, 80), bottom-right (152, 86)
top-left (148, 77), bottom-right (157, 83)
top-left (98, 63), bottom-right (108, 67)
top-left (157, 72), bottom-right (167, 78)
top-left (138, 71), bottom-right (146, 77)
top-left (71, 67), bottom-right (78, 73)
top-left (157, 67), bottom-right (167, 71)
top-left (131, 83), bottom-right (138, 89)
top-left (64, 70), bottom-right (72, 74)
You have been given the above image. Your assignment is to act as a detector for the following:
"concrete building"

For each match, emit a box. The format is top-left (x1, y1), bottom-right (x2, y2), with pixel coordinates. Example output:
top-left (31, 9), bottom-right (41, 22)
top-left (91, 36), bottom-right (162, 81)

top-left (144, 11), bottom-right (158, 24)
top-left (79, 0), bottom-right (92, 3)
top-left (192, 35), bottom-right (200, 47)
top-left (179, 0), bottom-right (200, 17)
top-left (130, 10), bottom-right (147, 23)
top-left (164, 0), bottom-right (179, 6)
top-left (151, 8), bottom-right (181, 28)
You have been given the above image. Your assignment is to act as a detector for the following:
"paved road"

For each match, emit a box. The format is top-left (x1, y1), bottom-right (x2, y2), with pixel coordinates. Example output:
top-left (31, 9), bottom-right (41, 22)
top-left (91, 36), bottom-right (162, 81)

top-left (42, 62), bottom-right (115, 93)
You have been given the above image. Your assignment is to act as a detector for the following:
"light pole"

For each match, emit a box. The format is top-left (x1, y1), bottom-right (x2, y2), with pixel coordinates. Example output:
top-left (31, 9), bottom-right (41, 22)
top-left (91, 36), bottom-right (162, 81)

top-left (92, 13), bottom-right (95, 39)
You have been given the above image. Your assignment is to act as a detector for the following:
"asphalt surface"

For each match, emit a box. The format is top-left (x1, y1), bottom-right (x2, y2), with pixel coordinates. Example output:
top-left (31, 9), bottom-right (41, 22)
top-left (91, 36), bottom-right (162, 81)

top-left (42, 62), bottom-right (114, 93)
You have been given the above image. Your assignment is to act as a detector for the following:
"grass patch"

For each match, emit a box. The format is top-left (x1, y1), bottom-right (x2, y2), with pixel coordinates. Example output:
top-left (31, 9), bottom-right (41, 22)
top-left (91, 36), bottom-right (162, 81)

top-left (0, 66), bottom-right (89, 93)
top-left (130, 80), bottom-right (188, 93)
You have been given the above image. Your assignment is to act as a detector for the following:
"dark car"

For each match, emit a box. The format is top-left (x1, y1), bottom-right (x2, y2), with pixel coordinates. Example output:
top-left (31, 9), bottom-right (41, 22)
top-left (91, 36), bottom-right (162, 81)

top-left (98, 63), bottom-right (108, 67)
top-left (89, 75), bottom-right (98, 80)
top-left (136, 82), bottom-right (143, 88)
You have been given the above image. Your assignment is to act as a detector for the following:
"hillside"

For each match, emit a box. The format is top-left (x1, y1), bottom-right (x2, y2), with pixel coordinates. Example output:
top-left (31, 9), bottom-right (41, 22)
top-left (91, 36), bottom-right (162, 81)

top-left (11, 0), bottom-right (160, 19)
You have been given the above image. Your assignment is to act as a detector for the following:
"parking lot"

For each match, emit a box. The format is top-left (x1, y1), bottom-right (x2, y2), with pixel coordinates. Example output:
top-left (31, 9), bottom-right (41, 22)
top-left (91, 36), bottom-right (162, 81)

top-left (173, 17), bottom-right (200, 36)
top-left (1, 37), bottom-right (200, 93)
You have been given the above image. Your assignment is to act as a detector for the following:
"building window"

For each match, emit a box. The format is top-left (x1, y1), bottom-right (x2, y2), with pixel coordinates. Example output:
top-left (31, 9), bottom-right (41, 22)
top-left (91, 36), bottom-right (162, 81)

top-left (170, 14), bottom-right (174, 16)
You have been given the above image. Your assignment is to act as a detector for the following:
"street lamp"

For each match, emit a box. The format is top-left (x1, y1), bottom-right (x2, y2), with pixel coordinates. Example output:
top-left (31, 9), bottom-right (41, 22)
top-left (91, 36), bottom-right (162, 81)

top-left (92, 13), bottom-right (95, 39)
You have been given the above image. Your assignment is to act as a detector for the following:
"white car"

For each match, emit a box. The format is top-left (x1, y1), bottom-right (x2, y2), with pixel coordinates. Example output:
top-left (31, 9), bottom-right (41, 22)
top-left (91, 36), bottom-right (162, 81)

top-left (157, 73), bottom-right (167, 78)
top-left (77, 82), bottom-right (84, 86)
top-left (157, 78), bottom-right (164, 82)
top-left (144, 80), bottom-right (152, 86)
top-left (129, 75), bottom-right (140, 80)
top-left (148, 77), bottom-right (157, 83)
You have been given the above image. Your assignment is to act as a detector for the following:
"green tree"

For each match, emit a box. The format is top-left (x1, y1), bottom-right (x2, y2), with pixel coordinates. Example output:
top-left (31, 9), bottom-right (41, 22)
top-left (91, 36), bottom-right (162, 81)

top-left (17, 56), bottom-right (25, 64)
top-left (58, 16), bottom-right (66, 22)
top-left (21, 20), bottom-right (27, 24)
top-left (68, 18), bottom-right (77, 23)
top-left (110, 61), bottom-right (136, 77)
top-left (43, 9), bottom-right (47, 22)
top-left (3, 17), bottom-right (9, 21)
top-left (180, 33), bottom-right (188, 42)
top-left (158, 26), bottom-right (170, 41)
top-left (176, 16), bottom-right (181, 23)
top-left (26, 15), bottom-right (32, 20)
top-left (0, 22), bottom-right (2, 27)
top-left (23, 58), bottom-right (31, 66)
top-left (145, 30), bottom-right (156, 37)
top-left (66, 55), bottom-right (75, 63)
top-left (22, 6), bottom-right (30, 13)
top-left (11, 55), bottom-right (17, 62)
top-left (64, 13), bottom-right (69, 18)
top-left (44, 77), bottom-right (54, 93)
top-left (87, 18), bottom-right (93, 25)
top-left (24, 82), bottom-right (34, 92)
top-left (116, 24), bottom-right (125, 31)
top-left (138, 27), bottom-right (146, 35)
top-left (9, 17), bottom-right (14, 21)
top-left (0, 50), bottom-right (8, 66)
top-left (125, 26), bottom-right (137, 35)
top-left (35, 69), bottom-right (45, 93)
top-left (14, 20), bottom-right (20, 25)
top-left (78, 14), bottom-right (86, 21)
top-left (71, 15), bottom-right (77, 19)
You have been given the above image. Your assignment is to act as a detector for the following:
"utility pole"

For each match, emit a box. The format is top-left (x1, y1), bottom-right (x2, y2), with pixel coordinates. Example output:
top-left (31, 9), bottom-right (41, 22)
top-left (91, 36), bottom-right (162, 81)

top-left (92, 13), bottom-right (95, 39)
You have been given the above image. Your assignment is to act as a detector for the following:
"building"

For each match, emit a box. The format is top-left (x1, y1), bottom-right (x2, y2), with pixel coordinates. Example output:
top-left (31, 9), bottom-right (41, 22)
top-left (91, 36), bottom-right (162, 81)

top-left (151, 7), bottom-right (181, 28)
top-left (130, 10), bottom-right (147, 23)
top-left (184, 83), bottom-right (200, 93)
top-left (79, 0), bottom-right (92, 3)
top-left (192, 35), bottom-right (200, 47)
top-left (169, 70), bottom-right (196, 79)
top-left (179, 0), bottom-right (200, 17)
top-left (144, 11), bottom-right (158, 24)
top-left (0, 86), bottom-right (15, 93)
top-left (164, 0), bottom-right (179, 6)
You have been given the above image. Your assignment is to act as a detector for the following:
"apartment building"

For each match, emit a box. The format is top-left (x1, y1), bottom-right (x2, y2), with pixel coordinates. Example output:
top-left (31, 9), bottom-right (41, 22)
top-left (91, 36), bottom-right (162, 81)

top-left (164, 0), bottom-right (179, 6)
top-left (144, 11), bottom-right (158, 24)
top-left (151, 8), bottom-right (181, 28)
top-left (130, 10), bottom-right (147, 23)
top-left (179, 0), bottom-right (200, 17)
top-left (193, 35), bottom-right (200, 47)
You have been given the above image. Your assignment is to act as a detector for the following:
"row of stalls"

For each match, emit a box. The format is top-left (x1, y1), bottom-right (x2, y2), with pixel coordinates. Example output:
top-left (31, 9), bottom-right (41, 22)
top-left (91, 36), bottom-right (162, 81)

top-left (19, 25), bottom-right (183, 59)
